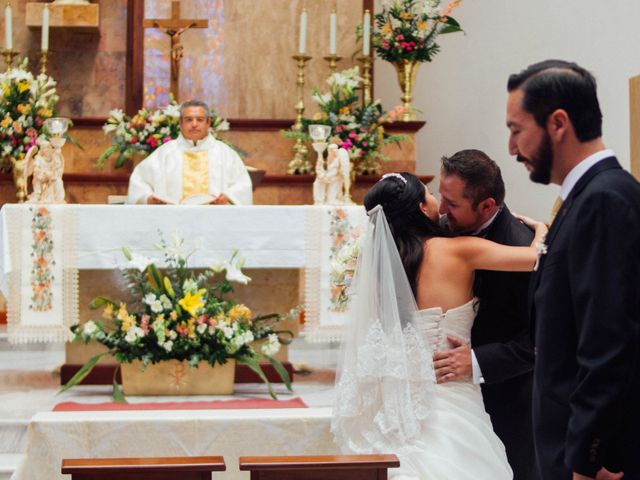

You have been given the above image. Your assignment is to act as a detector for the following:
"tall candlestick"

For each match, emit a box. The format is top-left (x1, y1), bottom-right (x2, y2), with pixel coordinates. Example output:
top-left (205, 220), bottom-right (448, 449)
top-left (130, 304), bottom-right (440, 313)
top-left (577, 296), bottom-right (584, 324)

top-left (329, 10), bottom-right (337, 55)
top-left (4, 2), bottom-right (12, 51)
top-left (362, 10), bottom-right (371, 56)
top-left (41, 5), bottom-right (49, 52)
top-left (298, 9), bottom-right (307, 55)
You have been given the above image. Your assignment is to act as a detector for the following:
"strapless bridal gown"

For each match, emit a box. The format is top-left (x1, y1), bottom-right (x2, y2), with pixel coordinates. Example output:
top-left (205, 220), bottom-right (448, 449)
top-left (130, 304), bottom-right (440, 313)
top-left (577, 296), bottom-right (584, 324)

top-left (391, 299), bottom-right (512, 479)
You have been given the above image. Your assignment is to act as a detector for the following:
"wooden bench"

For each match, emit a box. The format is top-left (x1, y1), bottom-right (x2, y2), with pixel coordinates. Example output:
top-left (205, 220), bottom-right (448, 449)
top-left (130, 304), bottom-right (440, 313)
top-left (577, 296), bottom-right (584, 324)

top-left (61, 456), bottom-right (226, 480)
top-left (239, 454), bottom-right (400, 480)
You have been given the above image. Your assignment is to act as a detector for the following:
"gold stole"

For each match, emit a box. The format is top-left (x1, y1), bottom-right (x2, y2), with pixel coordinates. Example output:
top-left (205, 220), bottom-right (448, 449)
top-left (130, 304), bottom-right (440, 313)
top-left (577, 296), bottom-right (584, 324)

top-left (182, 150), bottom-right (209, 199)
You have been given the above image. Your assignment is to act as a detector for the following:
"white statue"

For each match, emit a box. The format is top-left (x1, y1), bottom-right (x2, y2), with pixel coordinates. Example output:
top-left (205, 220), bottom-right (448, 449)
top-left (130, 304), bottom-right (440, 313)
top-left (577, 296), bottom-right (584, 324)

top-left (23, 139), bottom-right (66, 204)
top-left (312, 143), bottom-right (353, 205)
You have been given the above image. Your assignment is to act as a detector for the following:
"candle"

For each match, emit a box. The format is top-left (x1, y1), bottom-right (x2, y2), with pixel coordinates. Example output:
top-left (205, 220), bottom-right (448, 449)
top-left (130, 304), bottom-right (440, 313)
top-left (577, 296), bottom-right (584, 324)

top-left (329, 10), bottom-right (337, 55)
top-left (298, 9), bottom-right (307, 55)
top-left (362, 10), bottom-right (370, 56)
top-left (4, 3), bottom-right (12, 51)
top-left (41, 5), bottom-right (49, 52)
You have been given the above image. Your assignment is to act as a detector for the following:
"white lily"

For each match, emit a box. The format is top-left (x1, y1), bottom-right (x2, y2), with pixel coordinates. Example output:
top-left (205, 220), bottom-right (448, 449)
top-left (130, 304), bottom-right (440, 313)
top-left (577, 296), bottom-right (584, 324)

top-left (128, 253), bottom-right (153, 272)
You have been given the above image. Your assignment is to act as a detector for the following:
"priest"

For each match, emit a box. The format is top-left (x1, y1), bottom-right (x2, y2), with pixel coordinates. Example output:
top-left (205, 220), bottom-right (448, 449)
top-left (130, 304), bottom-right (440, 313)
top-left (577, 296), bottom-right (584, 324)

top-left (127, 99), bottom-right (252, 205)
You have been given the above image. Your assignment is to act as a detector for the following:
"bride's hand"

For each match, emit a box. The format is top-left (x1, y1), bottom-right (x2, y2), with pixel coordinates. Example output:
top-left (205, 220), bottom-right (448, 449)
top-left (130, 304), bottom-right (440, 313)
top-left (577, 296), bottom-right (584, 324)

top-left (514, 213), bottom-right (548, 236)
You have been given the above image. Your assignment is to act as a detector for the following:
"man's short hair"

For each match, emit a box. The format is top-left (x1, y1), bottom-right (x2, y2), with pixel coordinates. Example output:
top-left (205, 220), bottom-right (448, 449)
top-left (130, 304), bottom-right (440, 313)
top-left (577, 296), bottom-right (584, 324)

top-left (441, 149), bottom-right (505, 208)
top-left (180, 99), bottom-right (211, 118)
top-left (507, 59), bottom-right (602, 142)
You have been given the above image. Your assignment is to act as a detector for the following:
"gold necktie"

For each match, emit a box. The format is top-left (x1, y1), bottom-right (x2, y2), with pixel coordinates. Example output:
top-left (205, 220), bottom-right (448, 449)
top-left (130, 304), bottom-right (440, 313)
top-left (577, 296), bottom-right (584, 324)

top-left (549, 196), bottom-right (563, 225)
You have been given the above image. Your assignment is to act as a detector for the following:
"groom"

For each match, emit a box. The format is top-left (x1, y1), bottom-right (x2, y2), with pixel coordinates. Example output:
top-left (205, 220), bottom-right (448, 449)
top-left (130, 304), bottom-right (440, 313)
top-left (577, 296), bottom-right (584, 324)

top-left (434, 149), bottom-right (535, 480)
top-left (506, 59), bottom-right (640, 480)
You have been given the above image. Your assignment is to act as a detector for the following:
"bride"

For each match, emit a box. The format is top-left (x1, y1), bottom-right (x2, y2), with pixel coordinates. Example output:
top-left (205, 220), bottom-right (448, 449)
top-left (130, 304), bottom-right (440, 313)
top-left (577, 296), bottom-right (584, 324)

top-left (331, 172), bottom-right (547, 479)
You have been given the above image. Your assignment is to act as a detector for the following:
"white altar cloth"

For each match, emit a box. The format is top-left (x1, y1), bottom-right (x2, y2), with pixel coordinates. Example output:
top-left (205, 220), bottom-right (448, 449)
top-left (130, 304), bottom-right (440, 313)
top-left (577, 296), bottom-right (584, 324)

top-left (11, 406), bottom-right (336, 480)
top-left (0, 204), bottom-right (367, 343)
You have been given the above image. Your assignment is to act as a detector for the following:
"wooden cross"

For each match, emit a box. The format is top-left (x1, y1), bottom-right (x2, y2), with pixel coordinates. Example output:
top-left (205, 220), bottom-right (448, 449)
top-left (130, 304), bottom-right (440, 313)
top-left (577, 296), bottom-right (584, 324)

top-left (142, 1), bottom-right (209, 102)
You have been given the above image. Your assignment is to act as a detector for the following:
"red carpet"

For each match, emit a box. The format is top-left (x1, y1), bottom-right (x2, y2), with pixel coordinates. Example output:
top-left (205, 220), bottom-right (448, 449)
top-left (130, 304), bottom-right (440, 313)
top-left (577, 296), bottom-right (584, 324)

top-left (53, 397), bottom-right (308, 411)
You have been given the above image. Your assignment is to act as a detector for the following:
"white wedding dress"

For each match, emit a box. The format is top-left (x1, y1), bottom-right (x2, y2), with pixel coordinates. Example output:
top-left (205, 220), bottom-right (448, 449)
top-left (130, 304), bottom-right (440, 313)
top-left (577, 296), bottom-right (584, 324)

top-left (390, 300), bottom-right (512, 479)
top-left (331, 205), bottom-right (512, 480)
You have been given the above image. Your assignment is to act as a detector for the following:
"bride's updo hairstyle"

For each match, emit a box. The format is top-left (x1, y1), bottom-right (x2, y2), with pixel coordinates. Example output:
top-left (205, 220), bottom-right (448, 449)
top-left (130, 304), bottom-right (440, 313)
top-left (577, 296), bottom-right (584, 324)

top-left (364, 172), bottom-right (450, 295)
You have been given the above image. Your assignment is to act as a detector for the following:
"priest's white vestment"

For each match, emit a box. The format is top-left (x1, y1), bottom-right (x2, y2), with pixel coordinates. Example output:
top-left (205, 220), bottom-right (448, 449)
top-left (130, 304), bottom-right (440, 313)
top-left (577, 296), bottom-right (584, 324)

top-left (127, 134), bottom-right (253, 205)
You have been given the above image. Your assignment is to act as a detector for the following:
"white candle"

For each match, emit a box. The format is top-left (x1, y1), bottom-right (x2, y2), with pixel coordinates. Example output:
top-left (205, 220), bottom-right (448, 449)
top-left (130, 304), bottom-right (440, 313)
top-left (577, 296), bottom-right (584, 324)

top-left (298, 9), bottom-right (307, 55)
top-left (329, 10), bottom-right (337, 55)
top-left (41, 5), bottom-right (49, 52)
top-left (363, 10), bottom-right (370, 56)
top-left (4, 3), bottom-right (12, 51)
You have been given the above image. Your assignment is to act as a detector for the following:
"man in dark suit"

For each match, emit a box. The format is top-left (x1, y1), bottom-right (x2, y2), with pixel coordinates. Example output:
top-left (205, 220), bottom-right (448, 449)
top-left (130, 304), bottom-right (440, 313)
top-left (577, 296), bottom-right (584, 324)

top-left (434, 149), bottom-right (535, 480)
top-left (506, 59), bottom-right (640, 480)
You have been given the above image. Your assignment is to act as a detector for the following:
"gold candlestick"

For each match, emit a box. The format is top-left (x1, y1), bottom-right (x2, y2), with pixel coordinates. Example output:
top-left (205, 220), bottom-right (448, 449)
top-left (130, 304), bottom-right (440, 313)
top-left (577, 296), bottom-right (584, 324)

top-left (287, 54), bottom-right (312, 175)
top-left (2, 50), bottom-right (17, 71)
top-left (323, 54), bottom-right (342, 74)
top-left (39, 50), bottom-right (49, 75)
top-left (358, 55), bottom-right (373, 106)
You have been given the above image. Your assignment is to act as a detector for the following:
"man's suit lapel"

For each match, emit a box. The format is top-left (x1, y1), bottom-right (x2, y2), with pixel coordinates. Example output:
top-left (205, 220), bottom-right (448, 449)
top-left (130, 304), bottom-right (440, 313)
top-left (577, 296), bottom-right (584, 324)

top-left (528, 156), bottom-right (622, 322)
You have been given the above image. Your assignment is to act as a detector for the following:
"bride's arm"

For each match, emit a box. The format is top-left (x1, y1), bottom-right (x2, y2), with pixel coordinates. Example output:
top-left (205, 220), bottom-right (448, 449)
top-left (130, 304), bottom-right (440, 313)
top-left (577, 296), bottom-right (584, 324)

top-left (451, 218), bottom-right (548, 272)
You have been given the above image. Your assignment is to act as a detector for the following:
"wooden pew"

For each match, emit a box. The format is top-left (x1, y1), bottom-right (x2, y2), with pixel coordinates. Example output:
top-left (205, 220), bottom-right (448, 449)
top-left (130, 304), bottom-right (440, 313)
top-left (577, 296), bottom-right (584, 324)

top-left (239, 454), bottom-right (400, 480)
top-left (61, 456), bottom-right (226, 480)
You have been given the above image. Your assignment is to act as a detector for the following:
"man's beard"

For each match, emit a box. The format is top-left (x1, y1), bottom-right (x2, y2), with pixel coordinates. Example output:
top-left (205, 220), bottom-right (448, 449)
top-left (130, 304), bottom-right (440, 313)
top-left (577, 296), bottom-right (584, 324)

top-left (520, 131), bottom-right (553, 185)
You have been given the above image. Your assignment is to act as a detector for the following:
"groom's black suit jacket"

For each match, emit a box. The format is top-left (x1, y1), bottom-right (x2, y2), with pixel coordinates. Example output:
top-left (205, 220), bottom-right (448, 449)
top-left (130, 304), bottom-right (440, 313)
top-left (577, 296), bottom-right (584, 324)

top-left (472, 205), bottom-right (535, 480)
top-left (530, 157), bottom-right (640, 479)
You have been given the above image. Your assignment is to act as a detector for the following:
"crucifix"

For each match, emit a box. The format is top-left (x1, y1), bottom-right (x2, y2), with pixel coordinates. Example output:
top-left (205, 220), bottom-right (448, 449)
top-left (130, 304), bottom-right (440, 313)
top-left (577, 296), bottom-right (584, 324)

top-left (142, 1), bottom-right (209, 102)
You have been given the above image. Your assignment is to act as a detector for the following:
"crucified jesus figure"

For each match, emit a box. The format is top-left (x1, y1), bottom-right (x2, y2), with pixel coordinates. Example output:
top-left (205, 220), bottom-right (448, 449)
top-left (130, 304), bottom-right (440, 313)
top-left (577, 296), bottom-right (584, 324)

top-left (165, 24), bottom-right (195, 84)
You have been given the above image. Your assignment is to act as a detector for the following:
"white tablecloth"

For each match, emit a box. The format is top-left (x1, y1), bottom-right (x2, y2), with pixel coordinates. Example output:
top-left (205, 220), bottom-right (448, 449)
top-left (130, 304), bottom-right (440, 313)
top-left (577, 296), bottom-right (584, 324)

top-left (0, 204), bottom-right (367, 343)
top-left (11, 407), bottom-right (336, 480)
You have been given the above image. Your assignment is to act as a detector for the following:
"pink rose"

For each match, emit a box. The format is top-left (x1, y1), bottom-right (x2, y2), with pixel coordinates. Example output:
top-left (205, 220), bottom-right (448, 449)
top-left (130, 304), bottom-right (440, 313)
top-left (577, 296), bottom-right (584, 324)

top-left (163, 136), bottom-right (172, 144)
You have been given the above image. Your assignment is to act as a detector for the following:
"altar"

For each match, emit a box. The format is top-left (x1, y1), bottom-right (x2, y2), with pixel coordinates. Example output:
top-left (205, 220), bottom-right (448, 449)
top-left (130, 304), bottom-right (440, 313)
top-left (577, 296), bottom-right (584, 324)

top-left (0, 204), bottom-right (367, 350)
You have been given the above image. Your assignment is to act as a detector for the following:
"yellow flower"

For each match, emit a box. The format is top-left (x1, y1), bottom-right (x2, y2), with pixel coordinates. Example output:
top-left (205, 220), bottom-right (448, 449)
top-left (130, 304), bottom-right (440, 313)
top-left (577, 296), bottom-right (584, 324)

top-left (37, 108), bottom-right (52, 118)
top-left (178, 290), bottom-right (205, 317)
top-left (121, 314), bottom-right (136, 332)
top-left (399, 12), bottom-right (414, 20)
top-left (339, 106), bottom-right (350, 115)
top-left (17, 104), bottom-right (31, 115)
top-left (1, 83), bottom-right (9, 96)
top-left (312, 112), bottom-right (327, 121)
top-left (17, 80), bottom-right (30, 93)
top-left (417, 20), bottom-right (428, 32)
top-left (1, 116), bottom-right (12, 128)
top-left (169, 311), bottom-right (178, 321)
top-left (116, 302), bottom-right (129, 321)
top-left (163, 276), bottom-right (175, 298)
top-left (381, 23), bottom-right (393, 36)
top-left (228, 304), bottom-right (252, 322)
top-left (102, 303), bottom-right (114, 319)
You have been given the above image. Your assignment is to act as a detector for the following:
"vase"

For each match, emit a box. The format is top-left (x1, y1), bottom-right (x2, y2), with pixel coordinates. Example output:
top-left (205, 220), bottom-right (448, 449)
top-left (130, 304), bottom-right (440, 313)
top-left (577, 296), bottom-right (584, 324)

top-left (10, 157), bottom-right (27, 203)
top-left (392, 60), bottom-right (421, 121)
top-left (120, 359), bottom-right (235, 396)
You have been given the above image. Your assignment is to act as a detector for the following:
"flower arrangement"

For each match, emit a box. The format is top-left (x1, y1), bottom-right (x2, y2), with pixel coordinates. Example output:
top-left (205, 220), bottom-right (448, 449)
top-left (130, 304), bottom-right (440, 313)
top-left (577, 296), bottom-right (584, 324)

top-left (373, 0), bottom-right (463, 63)
top-left (98, 99), bottom-right (239, 168)
top-left (283, 67), bottom-right (408, 175)
top-left (0, 59), bottom-right (59, 172)
top-left (61, 234), bottom-right (293, 400)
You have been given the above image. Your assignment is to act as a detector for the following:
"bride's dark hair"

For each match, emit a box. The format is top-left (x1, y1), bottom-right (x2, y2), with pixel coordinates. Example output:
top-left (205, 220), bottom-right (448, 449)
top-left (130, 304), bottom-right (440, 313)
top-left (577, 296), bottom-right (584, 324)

top-left (364, 172), bottom-right (451, 295)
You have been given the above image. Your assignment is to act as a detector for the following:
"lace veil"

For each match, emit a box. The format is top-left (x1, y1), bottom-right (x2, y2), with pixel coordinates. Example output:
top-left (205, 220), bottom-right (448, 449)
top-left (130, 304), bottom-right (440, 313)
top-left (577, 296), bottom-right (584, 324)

top-left (331, 204), bottom-right (436, 458)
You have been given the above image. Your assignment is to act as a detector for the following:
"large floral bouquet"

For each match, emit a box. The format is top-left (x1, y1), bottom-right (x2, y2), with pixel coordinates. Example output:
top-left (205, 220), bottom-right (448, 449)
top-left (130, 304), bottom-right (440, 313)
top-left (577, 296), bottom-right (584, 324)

top-left (98, 99), bottom-right (237, 168)
top-left (0, 59), bottom-right (59, 172)
top-left (62, 234), bottom-right (293, 400)
top-left (373, 0), bottom-right (463, 63)
top-left (284, 67), bottom-right (408, 175)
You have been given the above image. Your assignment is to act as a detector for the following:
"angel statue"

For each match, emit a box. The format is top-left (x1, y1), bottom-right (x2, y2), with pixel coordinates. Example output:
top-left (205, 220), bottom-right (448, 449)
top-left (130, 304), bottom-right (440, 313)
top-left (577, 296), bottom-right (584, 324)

top-left (23, 140), bottom-right (66, 204)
